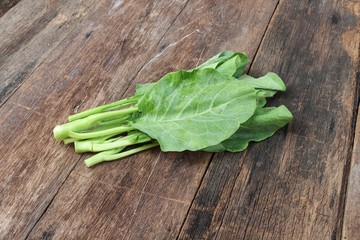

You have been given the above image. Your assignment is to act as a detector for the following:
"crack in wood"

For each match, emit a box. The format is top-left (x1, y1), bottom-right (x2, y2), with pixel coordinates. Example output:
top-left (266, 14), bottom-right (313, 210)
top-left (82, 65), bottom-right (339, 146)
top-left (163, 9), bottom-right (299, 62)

top-left (214, 153), bottom-right (249, 239)
top-left (247, 0), bottom-right (280, 73)
top-left (13, 103), bottom-right (44, 116)
top-left (124, 152), bottom-right (162, 240)
top-left (24, 155), bottom-right (83, 240)
top-left (336, 28), bottom-right (360, 240)
top-left (176, 154), bottom-right (214, 240)
top-left (137, 28), bottom-right (200, 77)
top-left (338, 68), bottom-right (360, 239)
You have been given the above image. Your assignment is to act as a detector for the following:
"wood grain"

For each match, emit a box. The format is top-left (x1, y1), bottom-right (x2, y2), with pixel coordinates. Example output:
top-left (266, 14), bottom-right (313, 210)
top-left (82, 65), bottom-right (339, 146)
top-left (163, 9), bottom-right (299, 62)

top-left (0, 0), bottom-right (103, 105)
top-left (0, 0), bottom-right (190, 238)
top-left (0, 0), bottom-right (20, 17)
top-left (19, 0), bottom-right (280, 239)
top-left (343, 105), bottom-right (360, 240)
top-left (179, 0), bottom-right (360, 239)
top-left (1, 0), bottom-right (358, 239)
top-left (342, 2), bottom-right (360, 239)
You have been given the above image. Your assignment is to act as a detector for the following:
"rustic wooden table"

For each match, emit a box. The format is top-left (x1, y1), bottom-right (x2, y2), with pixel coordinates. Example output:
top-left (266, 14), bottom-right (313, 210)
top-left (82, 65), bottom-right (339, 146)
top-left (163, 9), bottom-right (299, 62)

top-left (1, 0), bottom-right (359, 239)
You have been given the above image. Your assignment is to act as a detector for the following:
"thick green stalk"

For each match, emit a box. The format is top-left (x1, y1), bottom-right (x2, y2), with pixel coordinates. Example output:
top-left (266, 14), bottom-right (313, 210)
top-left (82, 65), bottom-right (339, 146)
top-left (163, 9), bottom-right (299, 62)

top-left (84, 148), bottom-right (125, 167)
top-left (68, 126), bottom-right (135, 140)
top-left (96, 115), bottom-right (130, 126)
top-left (84, 142), bottom-right (159, 167)
top-left (75, 131), bottom-right (152, 152)
top-left (68, 96), bottom-right (140, 122)
top-left (63, 138), bottom-right (76, 144)
top-left (53, 106), bottom-right (138, 140)
top-left (72, 133), bottom-right (120, 149)
top-left (79, 121), bottom-right (130, 134)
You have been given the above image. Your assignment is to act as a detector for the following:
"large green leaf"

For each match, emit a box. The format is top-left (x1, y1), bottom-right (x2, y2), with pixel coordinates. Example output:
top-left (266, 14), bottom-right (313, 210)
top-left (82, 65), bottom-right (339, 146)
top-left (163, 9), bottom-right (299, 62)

top-left (135, 51), bottom-right (249, 96)
top-left (132, 69), bottom-right (257, 151)
top-left (204, 105), bottom-right (293, 152)
top-left (135, 82), bottom-right (153, 96)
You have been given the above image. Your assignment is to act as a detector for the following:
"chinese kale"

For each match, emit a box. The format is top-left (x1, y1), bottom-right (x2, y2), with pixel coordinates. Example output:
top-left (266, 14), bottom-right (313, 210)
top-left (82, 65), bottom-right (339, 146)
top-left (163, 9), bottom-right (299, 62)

top-left (53, 51), bottom-right (292, 167)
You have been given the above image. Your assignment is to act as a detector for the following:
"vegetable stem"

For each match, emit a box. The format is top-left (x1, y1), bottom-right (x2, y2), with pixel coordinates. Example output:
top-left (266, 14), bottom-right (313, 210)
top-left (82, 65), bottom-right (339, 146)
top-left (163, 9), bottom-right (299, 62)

top-left (85, 142), bottom-right (159, 167)
top-left (75, 131), bottom-right (152, 152)
top-left (68, 126), bottom-right (135, 140)
top-left (63, 138), bottom-right (76, 144)
top-left (68, 96), bottom-right (140, 122)
top-left (53, 106), bottom-right (138, 140)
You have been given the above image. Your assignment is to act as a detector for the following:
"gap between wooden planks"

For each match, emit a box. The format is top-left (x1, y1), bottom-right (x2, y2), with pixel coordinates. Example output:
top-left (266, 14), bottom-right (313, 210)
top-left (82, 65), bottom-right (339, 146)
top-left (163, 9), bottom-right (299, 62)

top-left (343, 105), bottom-right (360, 239)
top-left (342, 2), bottom-right (360, 238)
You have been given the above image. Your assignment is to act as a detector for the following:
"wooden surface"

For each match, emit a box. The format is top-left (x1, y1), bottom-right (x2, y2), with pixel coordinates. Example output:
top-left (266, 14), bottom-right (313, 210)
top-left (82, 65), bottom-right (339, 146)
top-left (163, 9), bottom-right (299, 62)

top-left (0, 0), bottom-right (20, 17)
top-left (0, 0), bottom-right (359, 239)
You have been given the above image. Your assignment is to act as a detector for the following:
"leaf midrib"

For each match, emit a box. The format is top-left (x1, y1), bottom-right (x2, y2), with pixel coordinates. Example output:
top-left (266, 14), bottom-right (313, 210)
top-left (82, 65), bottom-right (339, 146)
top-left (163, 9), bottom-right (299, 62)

top-left (137, 90), bottom-right (254, 124)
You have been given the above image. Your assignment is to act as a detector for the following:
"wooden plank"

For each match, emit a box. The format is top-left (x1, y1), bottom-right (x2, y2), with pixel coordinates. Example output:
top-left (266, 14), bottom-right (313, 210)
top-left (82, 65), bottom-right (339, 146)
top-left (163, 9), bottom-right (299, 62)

top-left (0, 0), bottom-right (190, 238)
top-left (22, 174), bottom-right (145, 239)
top-left (0, 0), bottom-right (21, 17)
top-left (0, 0), bottom-right (102, 237)
top-left (23, 0), bottom-right (281, 239)
top-left (342, 3), bottom-right (360, 240)
top-left (343, 106), bottom-right (360, 240)
top-left (179, 0), bottom-right (360, 239)
top-left (0, 0), bottom-right (99, 104)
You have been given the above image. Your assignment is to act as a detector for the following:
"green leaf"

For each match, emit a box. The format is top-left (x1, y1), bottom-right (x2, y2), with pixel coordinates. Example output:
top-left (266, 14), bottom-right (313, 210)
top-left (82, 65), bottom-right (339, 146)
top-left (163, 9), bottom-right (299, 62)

top-left (238, 72), bottom-right (286, 91)
top-left (256, 89), bottom-right (277, 98)
top-left (256, 96), bottom-right (267, 109)
top-left (240, 72), bottom-right (286, 109)
top-left (132, 69), bottom-right (257, 151)
top-left (135, 83), bottom-right (154, 96)
top-left (135, 51), bottom-right (249, 97)
top-left (255, 89), bottom-right (277, 109)
top-left (196, 51), bottom-right (249, 77)
top-left (204, 105), bottom-right (293, 152)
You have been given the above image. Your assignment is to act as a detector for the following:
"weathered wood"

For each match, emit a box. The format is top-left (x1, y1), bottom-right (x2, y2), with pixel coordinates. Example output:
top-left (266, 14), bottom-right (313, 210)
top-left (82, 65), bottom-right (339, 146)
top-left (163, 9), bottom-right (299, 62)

top-left (342, 4), bottom-right (360, 240)
top-left (0, 0), bottom-right (21, 17)
top-left (0, 0), bottom-right (191, 238)
top-left (179, 0), bottom-right (359, 239)
top-left (19, 0), bottom-right (280, 239)
top-left (2, 0), bottom-right (357, 239)
top-left (0, 0), bottom-right (99, 104)
top-left (0, 0), bottom-right (102, 237)
top-left (343, 105), bottom-right (360, 240)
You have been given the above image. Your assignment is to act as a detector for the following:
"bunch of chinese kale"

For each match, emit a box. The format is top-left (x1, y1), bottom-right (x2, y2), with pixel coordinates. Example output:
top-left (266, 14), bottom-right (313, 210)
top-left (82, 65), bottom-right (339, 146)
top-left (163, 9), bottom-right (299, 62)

top-left (53, 51), bottom-right (293, 167)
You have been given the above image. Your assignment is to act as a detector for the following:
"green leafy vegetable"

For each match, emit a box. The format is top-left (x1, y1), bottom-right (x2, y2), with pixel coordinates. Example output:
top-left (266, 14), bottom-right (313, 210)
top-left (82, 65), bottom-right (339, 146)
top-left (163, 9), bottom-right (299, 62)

top-left (133, 69), bottom-right (257, 151)
top-left (134, 51), bottom-right (249, 97)
top-left (53, 51), bottom-right (293, 167)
